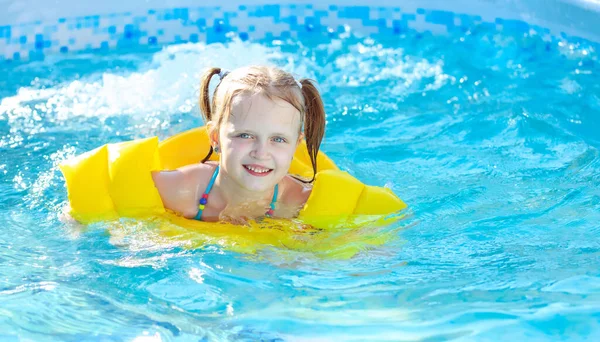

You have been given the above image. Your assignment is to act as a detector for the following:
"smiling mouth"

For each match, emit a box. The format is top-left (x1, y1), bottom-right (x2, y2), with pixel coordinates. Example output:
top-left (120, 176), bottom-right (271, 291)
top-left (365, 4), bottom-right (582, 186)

top-left (243, 164), bottom-right (273, 176)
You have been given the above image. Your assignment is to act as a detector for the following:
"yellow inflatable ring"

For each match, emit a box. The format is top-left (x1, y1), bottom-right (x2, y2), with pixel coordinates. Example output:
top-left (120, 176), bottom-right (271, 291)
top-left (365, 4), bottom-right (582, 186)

top-left (59, 127), bottom-right (407, 258)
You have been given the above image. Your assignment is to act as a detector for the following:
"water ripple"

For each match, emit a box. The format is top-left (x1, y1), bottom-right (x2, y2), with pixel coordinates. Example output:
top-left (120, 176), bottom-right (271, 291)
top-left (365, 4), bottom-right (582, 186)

top-left (0, 23), bottom-right (599, 340)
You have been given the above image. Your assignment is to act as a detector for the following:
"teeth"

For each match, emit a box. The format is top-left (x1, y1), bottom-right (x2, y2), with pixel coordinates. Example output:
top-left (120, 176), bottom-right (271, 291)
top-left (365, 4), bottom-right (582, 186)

top-left (246, 165), bottom-right (270, 173)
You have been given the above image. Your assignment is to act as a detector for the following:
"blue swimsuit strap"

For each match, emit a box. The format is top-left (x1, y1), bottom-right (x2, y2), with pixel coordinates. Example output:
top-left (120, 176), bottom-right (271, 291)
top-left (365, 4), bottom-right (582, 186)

top-left (194, 165), bottom-right (279, 221)
top-left (194, 165), bottom-right (219, 220)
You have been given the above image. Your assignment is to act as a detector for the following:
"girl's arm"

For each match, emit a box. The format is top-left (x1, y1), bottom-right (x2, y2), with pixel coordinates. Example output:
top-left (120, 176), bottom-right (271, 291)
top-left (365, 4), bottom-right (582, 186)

top-left (151, 164), bottom-right (213, 218)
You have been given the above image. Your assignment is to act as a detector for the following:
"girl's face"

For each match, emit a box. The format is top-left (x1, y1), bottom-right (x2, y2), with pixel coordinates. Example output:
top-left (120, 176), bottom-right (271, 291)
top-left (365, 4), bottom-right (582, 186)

top-left (215, 93), bottom-right (302, 193)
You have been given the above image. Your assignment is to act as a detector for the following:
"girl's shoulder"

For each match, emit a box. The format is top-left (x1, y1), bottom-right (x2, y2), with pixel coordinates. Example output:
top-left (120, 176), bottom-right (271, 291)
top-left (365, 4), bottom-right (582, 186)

top-left (178, 161), bottom-right (217, 182)
top-left (280, 174), bottom-right (313, 209)
top-left (151, 162), bottom-right (217, 218)
top-left (152, 162), bottom-right (216, 189)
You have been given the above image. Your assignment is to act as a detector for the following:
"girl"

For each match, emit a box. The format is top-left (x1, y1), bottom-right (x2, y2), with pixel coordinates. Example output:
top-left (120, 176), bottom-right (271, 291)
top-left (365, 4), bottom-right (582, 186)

top-left (151, 66), bottom-right (326, 223)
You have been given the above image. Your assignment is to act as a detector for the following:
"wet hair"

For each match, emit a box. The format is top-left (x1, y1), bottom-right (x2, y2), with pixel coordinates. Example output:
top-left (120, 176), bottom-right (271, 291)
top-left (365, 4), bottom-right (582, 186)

top-left (199, 65), bottom-right (326, 182)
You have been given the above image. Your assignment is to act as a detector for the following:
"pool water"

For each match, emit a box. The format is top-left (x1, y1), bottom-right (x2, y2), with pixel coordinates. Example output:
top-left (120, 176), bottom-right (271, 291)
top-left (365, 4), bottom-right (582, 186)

top-left (1, 24), bottom-right (599, 341)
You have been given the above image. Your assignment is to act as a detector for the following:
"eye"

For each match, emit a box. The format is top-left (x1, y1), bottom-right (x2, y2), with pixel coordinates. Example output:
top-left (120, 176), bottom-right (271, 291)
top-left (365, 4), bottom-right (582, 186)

top-left (272, 136), bottom-right (287, 143)
top-left (238, 133), bottom-right (252, 139)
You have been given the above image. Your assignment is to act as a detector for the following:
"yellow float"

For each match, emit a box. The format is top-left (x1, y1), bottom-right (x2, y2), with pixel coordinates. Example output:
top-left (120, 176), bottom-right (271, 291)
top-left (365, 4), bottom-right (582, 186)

top-left (59, 127), bottom-right (407, 258)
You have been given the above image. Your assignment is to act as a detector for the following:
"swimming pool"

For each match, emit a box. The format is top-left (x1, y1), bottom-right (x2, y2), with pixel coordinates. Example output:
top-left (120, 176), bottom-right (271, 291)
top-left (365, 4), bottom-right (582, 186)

top-left (1, 0), bottom-right (599, 340)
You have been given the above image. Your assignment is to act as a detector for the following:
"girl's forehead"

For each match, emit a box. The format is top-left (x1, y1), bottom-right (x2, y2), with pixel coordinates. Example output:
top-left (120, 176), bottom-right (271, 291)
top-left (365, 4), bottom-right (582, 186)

top-left (227, 93), bottom-right (301, 131)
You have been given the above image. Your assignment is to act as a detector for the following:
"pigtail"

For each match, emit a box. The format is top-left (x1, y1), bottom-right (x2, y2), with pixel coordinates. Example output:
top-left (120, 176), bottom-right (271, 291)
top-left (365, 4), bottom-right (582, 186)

top-left (199, 67), bottom-right (222, 122)
top-left (299, 79), bottom-right (326, 182)
top-left (199, 67), bottom-right (223, 163)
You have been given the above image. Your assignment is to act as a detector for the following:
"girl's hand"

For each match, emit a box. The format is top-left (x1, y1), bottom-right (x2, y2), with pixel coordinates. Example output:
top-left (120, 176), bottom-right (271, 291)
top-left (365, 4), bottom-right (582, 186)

top-left (219, 213), bottom-right (251, 226)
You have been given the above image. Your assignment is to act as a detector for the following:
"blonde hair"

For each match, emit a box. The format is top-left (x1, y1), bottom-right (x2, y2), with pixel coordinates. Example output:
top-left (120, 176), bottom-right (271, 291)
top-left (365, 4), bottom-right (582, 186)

top-left (199, 65), bottom-right (326, 182)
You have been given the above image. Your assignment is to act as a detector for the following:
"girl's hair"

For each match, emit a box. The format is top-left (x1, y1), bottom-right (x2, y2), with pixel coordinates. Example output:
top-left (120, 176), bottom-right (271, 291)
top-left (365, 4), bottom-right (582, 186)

top-left (199, 66), bottom-right (326, 182)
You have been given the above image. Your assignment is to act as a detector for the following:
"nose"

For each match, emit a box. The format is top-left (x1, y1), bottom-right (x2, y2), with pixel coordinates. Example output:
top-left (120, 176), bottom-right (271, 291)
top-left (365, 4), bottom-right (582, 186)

top-left (250, 139), bottom-right (270, 160)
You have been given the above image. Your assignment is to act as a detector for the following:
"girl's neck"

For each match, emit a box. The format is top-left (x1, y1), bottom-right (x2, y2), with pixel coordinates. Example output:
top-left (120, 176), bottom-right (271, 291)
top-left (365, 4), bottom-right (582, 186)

top-left (214, 170), bottom-right (275, 207)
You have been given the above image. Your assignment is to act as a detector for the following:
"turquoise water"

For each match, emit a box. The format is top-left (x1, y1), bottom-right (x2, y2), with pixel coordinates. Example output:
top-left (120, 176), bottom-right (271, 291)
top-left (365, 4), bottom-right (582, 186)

top-left (1, 25), bottom-right (600, 341)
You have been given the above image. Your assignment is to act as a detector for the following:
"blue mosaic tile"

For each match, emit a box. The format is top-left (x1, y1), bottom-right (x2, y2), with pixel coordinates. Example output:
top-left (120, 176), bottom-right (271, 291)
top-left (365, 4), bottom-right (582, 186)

top-left (1, 26), bottom-right (11, 39)
top-left (478, 22), bottom-right (497, 32)
top-left (195, 18), bottom-right (206, 29)
top-left (282, 16), bottom-right (297, 25)
top-left (500, 19), bottom-right (530, 33)
top-left (304, 16), bottom-right (319, 27)
top-left (174, 8), bottom-right (189, 21)
top-left (249, 4), bottom-right (280, 18)
top-left (1, 4), bottom-right (596, 62)
top-left (338, 7), bottom-right (370, 20)
top-left (392, 19), bottom-right (408, 35)
top-left (314, 10), bottom-right (328, 18)
top-left (427, 10), bottom-right (455, 27)
top-left (402, 13), bottom-right (416, 21)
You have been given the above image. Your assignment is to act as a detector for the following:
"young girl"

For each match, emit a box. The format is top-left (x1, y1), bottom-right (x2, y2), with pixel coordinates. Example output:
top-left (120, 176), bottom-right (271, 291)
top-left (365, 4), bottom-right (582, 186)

top-left (151, 66), bottom-right (326, 223)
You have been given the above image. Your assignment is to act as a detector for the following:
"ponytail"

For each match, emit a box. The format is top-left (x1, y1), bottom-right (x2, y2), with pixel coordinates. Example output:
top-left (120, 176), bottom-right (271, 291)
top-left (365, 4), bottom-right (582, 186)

top-left (299, 79), bottom-right (326, 182)
top-left (199, 67), bottom-right (223, 123)
top-left (199, 67), bottom-right (224, 163)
